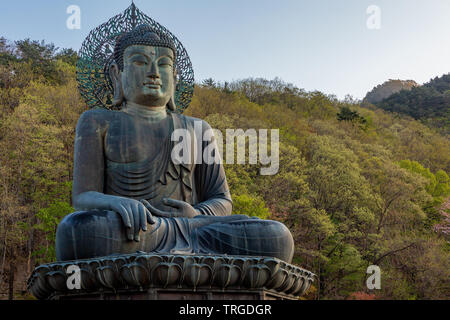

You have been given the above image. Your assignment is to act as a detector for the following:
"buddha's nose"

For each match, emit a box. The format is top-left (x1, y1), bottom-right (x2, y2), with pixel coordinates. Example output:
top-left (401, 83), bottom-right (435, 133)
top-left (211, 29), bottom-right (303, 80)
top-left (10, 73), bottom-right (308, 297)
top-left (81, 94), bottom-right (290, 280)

top-left (147, 62), bottom-right (160, 79)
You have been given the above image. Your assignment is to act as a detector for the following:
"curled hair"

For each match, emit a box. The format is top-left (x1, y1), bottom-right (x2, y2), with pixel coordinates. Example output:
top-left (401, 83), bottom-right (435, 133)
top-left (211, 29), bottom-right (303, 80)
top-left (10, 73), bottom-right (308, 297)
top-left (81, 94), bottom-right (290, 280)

top-left (114, 24), bottom-right (176, 71)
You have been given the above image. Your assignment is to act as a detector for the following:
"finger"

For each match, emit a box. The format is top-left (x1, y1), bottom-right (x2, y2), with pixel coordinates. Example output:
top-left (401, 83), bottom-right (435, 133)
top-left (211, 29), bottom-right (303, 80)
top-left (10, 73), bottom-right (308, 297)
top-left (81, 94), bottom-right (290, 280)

top-left (163, 198), bottom-right (183, 209)
top-left (138, 203), bottom-right (147, 232)
top-left (118, 204), bottom-right (133, 241)
top-left (124, 203), bottom-right (135, 241)
top-left (132, 203), bottom-right (140, 242)
top-left (141, 199), bottom-right (171, 217)
top-left (146, 210), bottom-right (156, 224)
top-left (140, 199), bottom-right (159, 221)
top-left (116, 204), bottom-right (132, 228)
top-left (151, 210), bottom-right (174, 218)
top-left (141, 204), bottom-right (155, 225)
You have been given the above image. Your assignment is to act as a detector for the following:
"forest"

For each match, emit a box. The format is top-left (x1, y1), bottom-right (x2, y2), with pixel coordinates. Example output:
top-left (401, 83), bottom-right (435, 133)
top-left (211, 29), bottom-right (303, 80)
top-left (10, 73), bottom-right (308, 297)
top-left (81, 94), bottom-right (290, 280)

top-left (375, 74), bottom-right (450, 134)
top-left (0, 38), bottom-right (449, 300)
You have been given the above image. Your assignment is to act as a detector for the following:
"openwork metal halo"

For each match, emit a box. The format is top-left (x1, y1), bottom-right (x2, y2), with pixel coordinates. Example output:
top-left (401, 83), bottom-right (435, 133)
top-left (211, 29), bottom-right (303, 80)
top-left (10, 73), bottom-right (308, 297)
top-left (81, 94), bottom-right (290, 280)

top-left (76, 3), bottom-right (194, 113)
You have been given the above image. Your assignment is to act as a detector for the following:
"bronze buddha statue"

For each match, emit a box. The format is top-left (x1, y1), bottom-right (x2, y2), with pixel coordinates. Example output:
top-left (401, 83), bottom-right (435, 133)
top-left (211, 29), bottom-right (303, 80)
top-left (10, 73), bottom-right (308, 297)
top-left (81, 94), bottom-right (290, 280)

top-left (55, 24), bottom-right (295, 263)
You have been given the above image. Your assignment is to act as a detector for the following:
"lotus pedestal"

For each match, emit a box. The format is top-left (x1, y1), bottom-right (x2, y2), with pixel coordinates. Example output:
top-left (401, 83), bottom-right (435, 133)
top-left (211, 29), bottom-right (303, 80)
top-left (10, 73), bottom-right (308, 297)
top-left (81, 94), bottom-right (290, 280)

top-left (27, 253), bottom-right (315, 300)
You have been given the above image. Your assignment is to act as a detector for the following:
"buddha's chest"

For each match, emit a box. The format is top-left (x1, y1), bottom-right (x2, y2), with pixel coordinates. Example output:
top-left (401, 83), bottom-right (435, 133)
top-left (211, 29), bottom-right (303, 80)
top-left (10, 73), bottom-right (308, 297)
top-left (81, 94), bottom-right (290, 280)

top-left (104, 118), bottom-right (171, 163)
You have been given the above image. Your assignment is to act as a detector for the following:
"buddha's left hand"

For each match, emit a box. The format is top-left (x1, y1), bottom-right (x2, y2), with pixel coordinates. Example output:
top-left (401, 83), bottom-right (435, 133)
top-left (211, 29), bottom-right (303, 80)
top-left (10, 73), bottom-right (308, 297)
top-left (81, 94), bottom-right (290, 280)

top-left (140, 198), bottom-right (200, 219)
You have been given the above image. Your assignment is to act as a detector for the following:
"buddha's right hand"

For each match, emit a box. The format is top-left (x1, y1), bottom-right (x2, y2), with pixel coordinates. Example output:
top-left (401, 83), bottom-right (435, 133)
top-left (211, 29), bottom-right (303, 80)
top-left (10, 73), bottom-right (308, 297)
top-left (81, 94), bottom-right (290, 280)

top-left (109, 197), bottom-right (155, 242)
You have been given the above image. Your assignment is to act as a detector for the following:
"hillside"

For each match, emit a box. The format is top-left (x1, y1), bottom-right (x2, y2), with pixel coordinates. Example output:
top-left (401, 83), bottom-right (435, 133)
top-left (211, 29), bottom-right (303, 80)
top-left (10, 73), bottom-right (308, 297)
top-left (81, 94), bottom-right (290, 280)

top-left (0, 39), bottom-right (449, 300)
top-left (375, 74), bottom-right (450, 134)
top-left (364, 79), bottom-right (418, 104)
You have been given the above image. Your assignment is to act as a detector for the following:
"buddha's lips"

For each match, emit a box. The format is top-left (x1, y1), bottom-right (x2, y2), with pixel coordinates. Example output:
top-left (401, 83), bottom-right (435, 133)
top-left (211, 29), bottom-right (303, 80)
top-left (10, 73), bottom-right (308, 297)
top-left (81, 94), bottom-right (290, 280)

top-left (143, 81), bottom-right (162, 88)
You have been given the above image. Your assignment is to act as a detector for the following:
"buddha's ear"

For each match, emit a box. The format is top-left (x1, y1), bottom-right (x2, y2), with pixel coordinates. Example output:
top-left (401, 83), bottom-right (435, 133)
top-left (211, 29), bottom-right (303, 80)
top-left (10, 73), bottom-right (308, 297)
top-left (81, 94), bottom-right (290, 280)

top-left (109, 62), bottom-right (124, 107)
top-left (166, 70), bottom-right (177, 111)
top-left (167, 92), bottom-right (176, 111)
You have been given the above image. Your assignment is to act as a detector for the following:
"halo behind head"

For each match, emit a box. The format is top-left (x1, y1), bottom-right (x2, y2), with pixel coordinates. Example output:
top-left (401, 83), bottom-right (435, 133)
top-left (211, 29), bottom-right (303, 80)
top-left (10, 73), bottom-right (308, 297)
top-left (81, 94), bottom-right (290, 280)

top-left (76, 3), bottom-right (194, 112)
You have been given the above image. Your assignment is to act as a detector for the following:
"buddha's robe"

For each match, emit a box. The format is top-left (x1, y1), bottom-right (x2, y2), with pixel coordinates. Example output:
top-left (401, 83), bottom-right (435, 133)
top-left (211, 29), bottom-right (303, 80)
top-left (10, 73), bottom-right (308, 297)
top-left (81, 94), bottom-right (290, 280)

top-left (55, 110), bottom-right (294, 262)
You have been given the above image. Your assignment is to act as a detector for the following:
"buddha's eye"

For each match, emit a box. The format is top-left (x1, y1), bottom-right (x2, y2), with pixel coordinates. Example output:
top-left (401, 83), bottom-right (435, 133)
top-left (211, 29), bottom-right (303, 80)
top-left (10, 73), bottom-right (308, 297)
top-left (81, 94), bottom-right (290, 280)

top-left (129, 55), bottom-right (148, 66)
top-left (159, 57), bottom-right (173, 67)
top-left (133, 59), bottom-right (147, 66)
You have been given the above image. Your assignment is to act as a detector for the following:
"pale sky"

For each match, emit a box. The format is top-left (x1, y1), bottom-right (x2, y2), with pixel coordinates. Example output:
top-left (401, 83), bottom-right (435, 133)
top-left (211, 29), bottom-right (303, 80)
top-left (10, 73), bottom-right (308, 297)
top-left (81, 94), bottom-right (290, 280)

top-left (1, 0), bottom-right (449, 99)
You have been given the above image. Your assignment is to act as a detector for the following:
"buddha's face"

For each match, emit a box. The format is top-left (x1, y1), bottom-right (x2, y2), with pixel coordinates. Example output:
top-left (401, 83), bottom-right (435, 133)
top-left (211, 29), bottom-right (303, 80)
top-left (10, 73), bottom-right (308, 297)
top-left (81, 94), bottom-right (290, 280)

top-left (121, 45), bottom-right (175, 107)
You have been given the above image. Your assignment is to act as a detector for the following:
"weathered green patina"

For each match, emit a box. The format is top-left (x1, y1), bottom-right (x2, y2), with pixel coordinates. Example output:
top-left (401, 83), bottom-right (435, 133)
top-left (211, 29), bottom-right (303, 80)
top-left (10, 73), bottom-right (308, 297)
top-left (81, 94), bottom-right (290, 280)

top-left (56, 3), bottom-right (295, 266)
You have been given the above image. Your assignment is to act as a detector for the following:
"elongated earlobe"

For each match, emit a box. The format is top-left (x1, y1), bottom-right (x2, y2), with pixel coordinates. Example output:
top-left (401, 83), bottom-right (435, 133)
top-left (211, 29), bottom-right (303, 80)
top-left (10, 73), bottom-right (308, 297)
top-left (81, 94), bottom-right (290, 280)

top-left (109, 62), bottom-right (124, 107)
top-left (167, 94), bottom-right (176, 111)
top-left (167, 72), bottom-right (177, 111)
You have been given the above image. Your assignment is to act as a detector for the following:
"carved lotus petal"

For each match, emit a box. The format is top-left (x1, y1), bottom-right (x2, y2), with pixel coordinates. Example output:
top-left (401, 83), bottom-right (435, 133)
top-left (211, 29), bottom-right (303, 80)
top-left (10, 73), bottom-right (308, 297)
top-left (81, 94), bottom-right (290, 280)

top-left (285, 269), bottom-right (302, 293)
top-left (29, 273), bottom-right (52, 300)
top-left (46, 271), bottom-right (67, 292)
top-left (135, 256), bottom-right (150, 267)
top-left (213, 264), bottom-right (241, 288)
top-left (201, 257), bottom-right (216, 270)
top-left (263, 258), bottom-right (280, 277)
top-left (232, 258), bottom-right (250, 278)
top-left (297, 278), bottom-right (310, 295)
top-left (172, 255), bottom-right (186, 268)
top-left (243, 265), bottom-right (271, 288)
top-left (121, 262), bottom-right (149, 287)
top-left (213, 257), bottom-right (226, 270)
top-left (182, 256), bottom-right (196, 270)
top-left (183, 263), bottom-right (211, 288)
top-left (147, 255), bottom-right (164, 272)
top-left (35, 265), bottom-right (51, 275)
top-left (88, 260), bottom-right (100, 269)
top-left (110, 257), bottom-right (127, 272)
top-left (77, 262), bottom-right (88, 271)
top-left (265, 268), bottom-right (288, 290)
top-left (277, 272), bottom-right (296, 293)
top-left (304, 278), bottom-right (313, 295)
top-left (33, 266), bottom-right (53, 288)
top-left (152, 262), bottom-right (182, 288)
top-left (285, 274), bottom-right (303, 295)
top-left (96, 266), bottom-right (120, 289)
top-left (161, 254), bottom-right (173, 263)
top-left (78, 268), bottom-right (98, 291)
top-left (101, 258), bottom-right (125, 281)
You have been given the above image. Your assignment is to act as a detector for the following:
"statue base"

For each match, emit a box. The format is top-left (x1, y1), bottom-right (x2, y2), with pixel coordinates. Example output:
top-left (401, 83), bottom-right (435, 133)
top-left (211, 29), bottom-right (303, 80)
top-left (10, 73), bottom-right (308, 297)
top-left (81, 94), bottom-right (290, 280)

top-left (27, 253), bottom-right (315, 300)
top-left (51, 288), bottom-right (298, 300)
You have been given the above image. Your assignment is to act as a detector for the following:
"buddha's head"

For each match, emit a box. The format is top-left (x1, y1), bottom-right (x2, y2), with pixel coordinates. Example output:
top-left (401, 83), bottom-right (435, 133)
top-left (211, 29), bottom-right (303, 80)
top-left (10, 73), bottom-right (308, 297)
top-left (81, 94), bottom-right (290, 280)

top-left (109, 24), bottom-right (177, 110)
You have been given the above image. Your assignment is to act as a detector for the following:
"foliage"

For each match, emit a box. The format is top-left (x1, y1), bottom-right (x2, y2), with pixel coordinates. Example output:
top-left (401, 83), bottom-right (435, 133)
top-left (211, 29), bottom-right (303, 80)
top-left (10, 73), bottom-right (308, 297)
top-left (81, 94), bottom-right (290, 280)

top-left (188, 77), bottom-right (449, 300)
top-left (375, 73), bottom-right (450, 134)
top-left (33, 200), bottom-right (73, 263)
top-left (0, 38), bottom-right (85, 298)
top-left (0, 37), bottom-right (449, 300)
top-left (231, 194), bottom-right (270, 219)
top-left (337, 106), bottom-right (367, 128)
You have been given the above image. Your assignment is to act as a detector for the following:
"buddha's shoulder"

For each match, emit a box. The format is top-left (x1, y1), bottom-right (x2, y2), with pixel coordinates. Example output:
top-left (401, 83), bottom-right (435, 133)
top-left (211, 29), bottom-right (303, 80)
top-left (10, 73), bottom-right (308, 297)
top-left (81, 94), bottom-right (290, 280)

top-left (174, 113), bottom-right (213, 131)
top-left (77, 108), bottom-right (125, 125)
